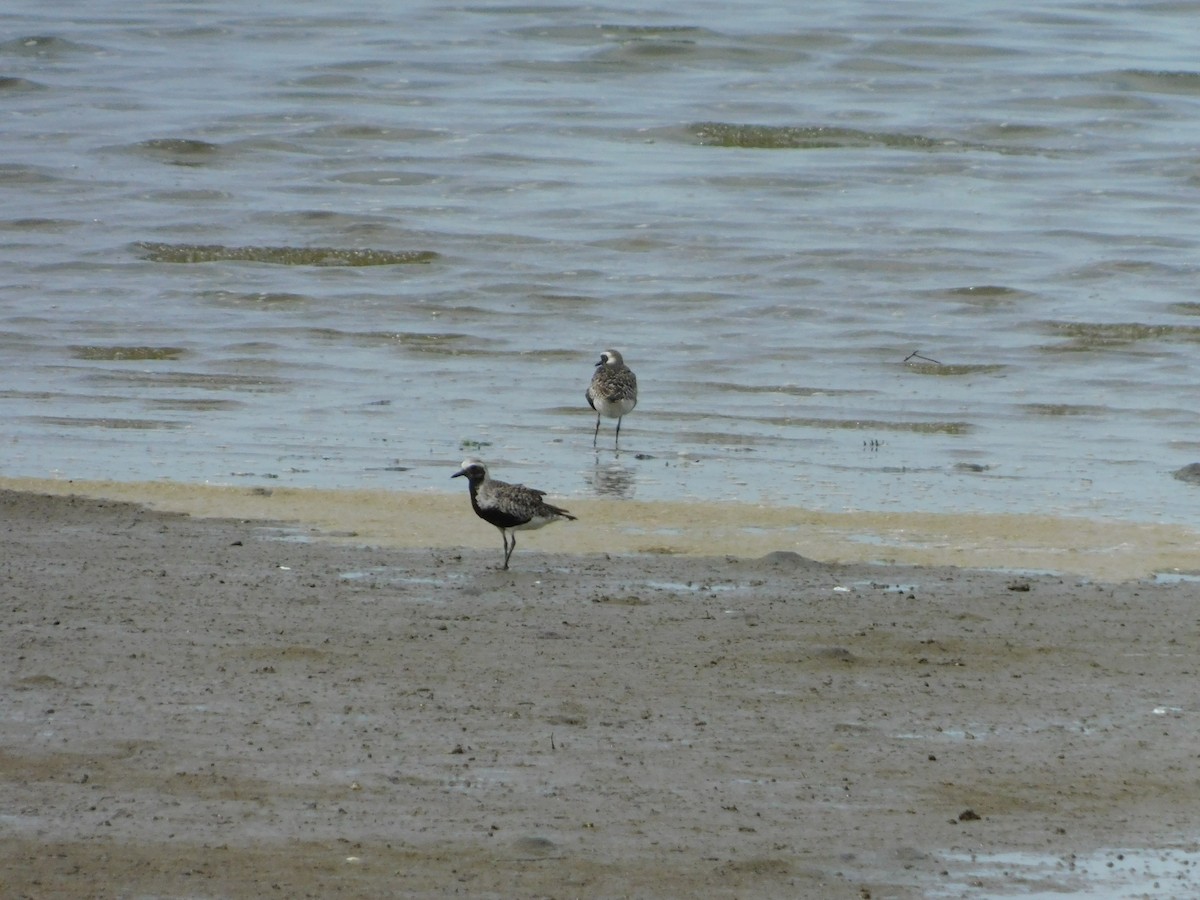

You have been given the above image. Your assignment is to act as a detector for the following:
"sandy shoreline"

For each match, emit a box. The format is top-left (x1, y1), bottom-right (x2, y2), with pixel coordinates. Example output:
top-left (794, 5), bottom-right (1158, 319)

top-left (2, 485), bottom-right (1199, 898)
top-left (1, 476), bottom-right (1197, 582)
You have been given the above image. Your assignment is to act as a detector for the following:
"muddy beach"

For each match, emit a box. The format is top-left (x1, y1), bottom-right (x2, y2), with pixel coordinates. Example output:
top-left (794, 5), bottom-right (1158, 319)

top-left (2, 486), bottom-right (1199, 898)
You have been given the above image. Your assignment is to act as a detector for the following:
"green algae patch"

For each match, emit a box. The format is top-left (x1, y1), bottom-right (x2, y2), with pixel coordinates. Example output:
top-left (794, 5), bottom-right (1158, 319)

top-left (1043, 320), bottom-right (1200, 346)
top-left (137, 138), bottom-right (222, 155)
top-left (687, 121), bottom-right (964, 151)
top-left (902, 362), bottom-right (1006, 377)
top-left (32, 416), bottom-right (181, 430)
top-left (71, 345), bottom-right (186, 361)
top-left (136, 242), bottom-right (439, 267)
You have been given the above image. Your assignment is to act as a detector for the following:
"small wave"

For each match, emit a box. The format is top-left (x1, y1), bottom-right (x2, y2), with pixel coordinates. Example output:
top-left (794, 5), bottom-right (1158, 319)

top-left (148, 398), bottom-right (243, 412)
top-left (0, 35), bottom-right (101, 56)
top-left (0, 76), bottom-right (46, 91)
top-left (683, 121), bottom-right (1049, 157)
top-left (200, 291), bottom-right (311, 307)
top-left (84, 370), bottom-right (288, 393)
top-left (930, 284), bottom-right (1035, 307)
top-left (0, 164), bottom-right (56, 185)
top-left (1112, 69), bottom-right (1200, 95)
top-left (305, 328), bottom-right (478, 354)
top-left (300, 124), bottom-right (448, 142)
top-left (510, 23), bottom-right (713, 44)
top-left (128, 138), bottom-right (228, 167)
top-left (135, 242), bottom-right (438, 267)
top-left (756, 414), bottom-right (972, 435)
top-left (704, 382), bottom-right (868, 398)
top-left (0, 217), bottom-right (80, 231)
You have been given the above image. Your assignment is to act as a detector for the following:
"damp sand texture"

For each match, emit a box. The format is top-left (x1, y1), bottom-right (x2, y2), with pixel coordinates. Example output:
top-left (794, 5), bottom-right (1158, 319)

top-left (2, 487), bottom-right (1199, 898)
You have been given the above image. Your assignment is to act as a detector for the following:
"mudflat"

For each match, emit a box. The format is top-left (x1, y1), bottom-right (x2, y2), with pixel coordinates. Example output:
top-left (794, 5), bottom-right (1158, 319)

top-left (2, 487), bottom-right (1198, 898)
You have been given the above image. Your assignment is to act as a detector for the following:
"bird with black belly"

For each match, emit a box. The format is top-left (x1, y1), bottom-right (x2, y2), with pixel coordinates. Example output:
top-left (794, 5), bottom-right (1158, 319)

top-left (452, 458), bottom-right (576, 570)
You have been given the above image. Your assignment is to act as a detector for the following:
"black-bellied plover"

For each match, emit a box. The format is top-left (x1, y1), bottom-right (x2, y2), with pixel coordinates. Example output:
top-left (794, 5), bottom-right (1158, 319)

top-left (586, 348), bottom-right (638, 447)
top-left (452, 458), bottom-right (576, 570)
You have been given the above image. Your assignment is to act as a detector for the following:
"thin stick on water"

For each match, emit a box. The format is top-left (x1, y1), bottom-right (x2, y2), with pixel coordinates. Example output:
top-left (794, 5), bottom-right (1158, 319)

top-left (904, 350), bottom-right (942, 365)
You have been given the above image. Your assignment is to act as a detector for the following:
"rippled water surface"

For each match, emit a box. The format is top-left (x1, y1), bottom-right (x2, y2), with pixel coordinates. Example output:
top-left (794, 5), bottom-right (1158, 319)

top-left (3, 1), bottom-right (1200, 525)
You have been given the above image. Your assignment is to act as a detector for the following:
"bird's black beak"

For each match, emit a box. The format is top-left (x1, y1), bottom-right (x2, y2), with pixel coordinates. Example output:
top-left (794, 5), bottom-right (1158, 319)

top-left (451, 469), bottom-right (465, 479)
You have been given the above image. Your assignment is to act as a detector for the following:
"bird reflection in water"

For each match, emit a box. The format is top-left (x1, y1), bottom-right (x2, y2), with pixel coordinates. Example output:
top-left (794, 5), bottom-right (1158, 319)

top-left (589, 457), bottom-right (635, 498)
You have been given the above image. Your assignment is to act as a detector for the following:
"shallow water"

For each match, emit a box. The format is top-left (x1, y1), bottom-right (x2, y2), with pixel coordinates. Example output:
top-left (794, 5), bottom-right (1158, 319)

top-left (933, 846), bottom-right (1200, 899)
top-left (3, 1), bottom-right (1200, 528)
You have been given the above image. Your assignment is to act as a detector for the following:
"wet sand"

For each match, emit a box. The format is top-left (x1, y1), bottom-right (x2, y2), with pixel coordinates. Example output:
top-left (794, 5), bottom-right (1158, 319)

top-left (2, 483), bottom-right (1199, 898)
top-left (3, 476), bottom-right (1199, 582)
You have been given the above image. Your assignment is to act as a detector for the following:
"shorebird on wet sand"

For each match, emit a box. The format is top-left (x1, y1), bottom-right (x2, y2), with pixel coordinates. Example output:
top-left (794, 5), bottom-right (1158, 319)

top-left (586, 348), bottom-right (638, 448)
top-left (451, 458), bottom-right (576, 570)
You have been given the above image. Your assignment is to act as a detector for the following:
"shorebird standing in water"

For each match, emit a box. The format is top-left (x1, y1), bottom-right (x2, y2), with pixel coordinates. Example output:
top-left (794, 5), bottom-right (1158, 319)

top-left (451, 458), bottom-right (576, 570)
top-left (586, 348), bottom-right (638, 448)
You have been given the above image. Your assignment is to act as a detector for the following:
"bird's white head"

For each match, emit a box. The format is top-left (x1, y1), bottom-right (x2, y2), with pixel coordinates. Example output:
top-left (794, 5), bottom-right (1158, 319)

top-left (597, 348), bottom-right (624, 368)
top-left (452, 458), bottom-right (489, 483)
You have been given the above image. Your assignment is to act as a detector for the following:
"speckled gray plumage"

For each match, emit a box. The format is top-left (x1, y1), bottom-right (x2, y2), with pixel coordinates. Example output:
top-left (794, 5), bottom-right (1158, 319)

top-left (452, 458), bottom-right (575, 569)
top-left (587, 348), bottom-right (638, 446)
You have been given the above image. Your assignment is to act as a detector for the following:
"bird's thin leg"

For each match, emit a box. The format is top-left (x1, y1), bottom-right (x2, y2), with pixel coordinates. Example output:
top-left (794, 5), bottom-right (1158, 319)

top-left (593, 413), bottom-right (601, 447)
top-left (614, 416), bottom-right (622, 447)
top-left (501, 532), bottom-right (512, 570)
top-left (503, 532), bottom-right (515, 569)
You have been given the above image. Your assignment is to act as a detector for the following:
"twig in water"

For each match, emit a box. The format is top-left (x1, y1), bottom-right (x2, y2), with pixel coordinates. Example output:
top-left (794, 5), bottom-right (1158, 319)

top-left (904, 350), bottom-right (942, 365)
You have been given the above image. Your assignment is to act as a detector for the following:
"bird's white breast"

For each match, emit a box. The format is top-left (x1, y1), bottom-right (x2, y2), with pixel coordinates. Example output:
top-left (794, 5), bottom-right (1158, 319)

top-left (592, 395), bottom-right (636, 419)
